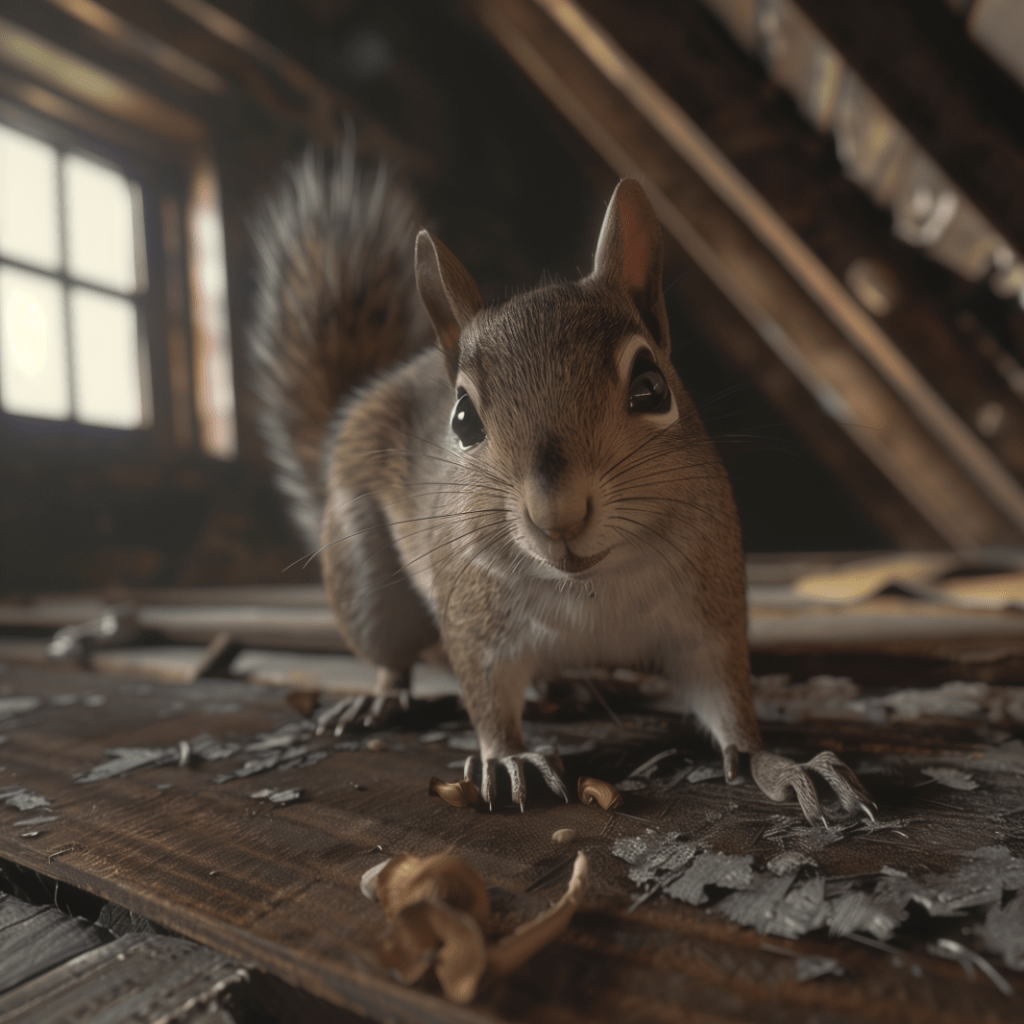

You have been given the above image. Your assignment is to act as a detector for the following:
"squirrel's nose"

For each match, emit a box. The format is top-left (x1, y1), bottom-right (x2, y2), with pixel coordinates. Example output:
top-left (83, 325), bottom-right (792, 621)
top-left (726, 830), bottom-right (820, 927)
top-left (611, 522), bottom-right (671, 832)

top-left (525, 478), bottom-right (590, 542)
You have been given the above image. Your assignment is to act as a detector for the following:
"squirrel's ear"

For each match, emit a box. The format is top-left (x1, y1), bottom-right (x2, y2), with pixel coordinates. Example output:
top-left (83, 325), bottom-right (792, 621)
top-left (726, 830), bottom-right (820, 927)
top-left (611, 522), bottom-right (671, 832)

top-left (591, 179), bottom-right (669, 349)
top-left (415, 230), bottom-right (483, 375)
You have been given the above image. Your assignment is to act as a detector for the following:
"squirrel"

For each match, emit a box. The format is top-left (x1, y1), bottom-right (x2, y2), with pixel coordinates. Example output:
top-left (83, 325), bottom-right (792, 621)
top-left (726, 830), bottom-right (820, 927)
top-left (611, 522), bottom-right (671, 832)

top-left (248, 147), bottom-right (875, 825)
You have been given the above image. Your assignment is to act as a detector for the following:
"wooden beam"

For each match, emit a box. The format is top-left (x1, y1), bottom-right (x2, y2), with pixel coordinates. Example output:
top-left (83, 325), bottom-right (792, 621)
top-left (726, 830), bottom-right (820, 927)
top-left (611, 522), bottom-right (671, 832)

top-left (475, 0), bottom-right (1024, 547)
top-left (0, 15), bottom-right (207, 147)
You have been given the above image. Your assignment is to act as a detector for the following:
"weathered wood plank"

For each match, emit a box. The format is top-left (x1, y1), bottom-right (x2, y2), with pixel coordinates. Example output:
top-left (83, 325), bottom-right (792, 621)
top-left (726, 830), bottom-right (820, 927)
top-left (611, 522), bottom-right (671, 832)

top-left (0, 895), bottom-right (106, 994)
top-left (0, 894), bottom-right (47, 931)
top-left (4, 570), bottom-right (1024, 658)
top-left (0, 666), bottom-right (1020, 1023)
top-left (0, 932), bottom-right (247, 1024)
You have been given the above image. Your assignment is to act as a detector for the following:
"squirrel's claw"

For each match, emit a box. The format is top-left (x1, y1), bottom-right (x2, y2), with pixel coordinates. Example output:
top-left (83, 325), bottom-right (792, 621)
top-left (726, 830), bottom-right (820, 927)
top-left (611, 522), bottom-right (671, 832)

top-left (523, 749), bottom-right (570, 803)
top-left (463, 748), bottom-right (568, 810)
top-left (750, 749), bottom-right (875, 826)
top-left (314, 691), bottom-right (410, 736)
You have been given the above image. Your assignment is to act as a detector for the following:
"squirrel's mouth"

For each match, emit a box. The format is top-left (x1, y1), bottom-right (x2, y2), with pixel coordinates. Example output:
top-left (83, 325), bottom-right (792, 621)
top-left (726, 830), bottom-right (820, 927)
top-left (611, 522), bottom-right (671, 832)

top-left (554, 546), bottom-right (610, 574)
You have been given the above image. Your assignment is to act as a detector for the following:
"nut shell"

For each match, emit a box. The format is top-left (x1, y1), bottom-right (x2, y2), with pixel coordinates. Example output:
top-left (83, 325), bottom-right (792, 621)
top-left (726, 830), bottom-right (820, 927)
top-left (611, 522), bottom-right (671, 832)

top-left (577, 776), bottom-right (623, 811)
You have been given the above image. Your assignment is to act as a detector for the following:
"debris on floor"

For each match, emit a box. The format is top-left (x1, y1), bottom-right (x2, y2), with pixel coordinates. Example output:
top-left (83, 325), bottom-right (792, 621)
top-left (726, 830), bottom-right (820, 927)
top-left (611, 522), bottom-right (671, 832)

top-left (1, 787), bottom-right (52, 812)
top-left (364, 850), bottom-right (590, 1004)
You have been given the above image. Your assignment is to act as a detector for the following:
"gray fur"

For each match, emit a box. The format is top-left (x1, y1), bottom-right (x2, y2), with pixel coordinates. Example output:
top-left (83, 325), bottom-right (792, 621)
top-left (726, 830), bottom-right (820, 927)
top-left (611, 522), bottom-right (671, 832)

top-left (248, 146), bottom-right (428, 547)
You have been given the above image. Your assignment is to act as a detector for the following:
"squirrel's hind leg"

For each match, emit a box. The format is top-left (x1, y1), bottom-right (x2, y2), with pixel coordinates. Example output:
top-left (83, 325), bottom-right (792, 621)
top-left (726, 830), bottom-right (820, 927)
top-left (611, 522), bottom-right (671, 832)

top-left (318, 487), bottom-right (439, 734)
top-left (314, 667), bottom-right (412, 736)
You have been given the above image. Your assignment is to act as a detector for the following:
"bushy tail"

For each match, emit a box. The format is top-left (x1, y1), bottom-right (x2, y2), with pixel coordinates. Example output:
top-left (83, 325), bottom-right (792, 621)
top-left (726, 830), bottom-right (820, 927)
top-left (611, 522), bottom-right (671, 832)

top-left (248, 146), bottom-right (427, 548)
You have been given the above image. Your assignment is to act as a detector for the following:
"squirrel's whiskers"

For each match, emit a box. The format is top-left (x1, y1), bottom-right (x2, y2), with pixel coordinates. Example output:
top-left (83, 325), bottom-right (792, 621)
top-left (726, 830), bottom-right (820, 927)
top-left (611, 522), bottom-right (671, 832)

top-left (248, 146), bottom-right (875, 823)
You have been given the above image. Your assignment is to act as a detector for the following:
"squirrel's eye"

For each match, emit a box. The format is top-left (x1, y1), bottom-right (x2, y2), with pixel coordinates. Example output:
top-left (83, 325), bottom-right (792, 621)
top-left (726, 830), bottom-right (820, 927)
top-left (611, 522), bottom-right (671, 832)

top-left (628, 353), bottom-right (671, 414)
top-left (451, 389), bottom-right (486, 448)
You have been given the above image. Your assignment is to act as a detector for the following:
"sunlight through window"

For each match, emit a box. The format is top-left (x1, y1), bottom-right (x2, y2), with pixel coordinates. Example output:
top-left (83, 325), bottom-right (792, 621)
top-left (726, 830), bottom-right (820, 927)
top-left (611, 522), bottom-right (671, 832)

top-left (0, 266), bottom-right (68, 419)
top-left (71, 288), bottom-right (142, 428)
top-left (65, 154), bottom-right (139, 294)
top-left (0, 123), bottom-right (147, 430)
top-left (0, 126), bottom-right (60, 273)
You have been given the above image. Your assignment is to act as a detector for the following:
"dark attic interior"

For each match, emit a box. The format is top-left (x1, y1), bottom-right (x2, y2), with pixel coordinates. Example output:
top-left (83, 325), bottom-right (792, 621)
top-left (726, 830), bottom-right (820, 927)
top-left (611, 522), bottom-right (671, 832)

top-left (1, 2), bottom-right (1024, 1022)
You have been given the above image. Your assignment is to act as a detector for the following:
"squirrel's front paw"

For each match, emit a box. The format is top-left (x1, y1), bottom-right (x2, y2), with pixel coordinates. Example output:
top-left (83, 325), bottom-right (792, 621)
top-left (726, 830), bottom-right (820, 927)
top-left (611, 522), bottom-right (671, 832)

top-left (463, 747), bottom-right (569, 811)
top-left (751, 749), bottom-right (876, 827)
top-left (314, 691), bottom-right (410, 736)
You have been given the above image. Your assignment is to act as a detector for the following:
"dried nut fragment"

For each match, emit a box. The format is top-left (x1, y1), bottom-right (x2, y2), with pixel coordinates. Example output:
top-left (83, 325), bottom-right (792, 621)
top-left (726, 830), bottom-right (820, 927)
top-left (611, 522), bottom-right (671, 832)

top-left (428, 776), bottom-right (481, 808)
top-left (286, 690), bottom-right (320, 718)
top-left (578, 776), bottom-right (622, 811)
top-left (365, 738), bottom-right (388, 752)
top-left (551, 828), bottom-right (577, 844)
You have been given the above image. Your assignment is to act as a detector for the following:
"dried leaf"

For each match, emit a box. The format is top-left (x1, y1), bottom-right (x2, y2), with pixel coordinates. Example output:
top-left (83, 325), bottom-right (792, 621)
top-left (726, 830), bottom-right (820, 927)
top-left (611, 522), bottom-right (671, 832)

top-left (374, 851), bottom-right (590, 1003)
top-left (578, 776), bottom-right (622, 811)
top-left (379, 900), bottom-right (448, 984)
top-left (377, 854), bottom-right (490, 929)
top-left (428, 776), bottom-right (480, 808)
top-left (379, 898), bottom-right (488, 1003)
top-left (551, 829), bottom-right (577, 844)
top-left (485, 852), bottom-right (589, 982)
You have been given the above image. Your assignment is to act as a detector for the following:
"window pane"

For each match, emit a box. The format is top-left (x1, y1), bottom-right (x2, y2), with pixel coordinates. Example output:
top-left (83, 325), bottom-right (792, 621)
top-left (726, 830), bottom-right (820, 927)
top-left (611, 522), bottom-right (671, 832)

top-left (65, 154), bottom-right (137, 293)
top-left (70, 287), bottom-right (142, 428)
top-left (0, 125), bottom-right (60, 272)
top-left (0, 265), bottom-right (69, 419)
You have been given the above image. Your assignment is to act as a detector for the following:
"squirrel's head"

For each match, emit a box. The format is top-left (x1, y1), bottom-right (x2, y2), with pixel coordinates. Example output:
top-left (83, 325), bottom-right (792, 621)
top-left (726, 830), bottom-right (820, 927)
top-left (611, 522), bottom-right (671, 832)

top-left (415, 180), bottom-right (709, 577)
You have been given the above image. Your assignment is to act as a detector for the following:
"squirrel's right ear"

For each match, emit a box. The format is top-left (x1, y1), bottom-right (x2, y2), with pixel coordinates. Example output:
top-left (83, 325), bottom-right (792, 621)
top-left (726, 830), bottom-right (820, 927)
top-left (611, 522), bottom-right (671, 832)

top-left (415, 230), bottom-right (483, 377)
top-left (591, 179), bottom-right (669, 350)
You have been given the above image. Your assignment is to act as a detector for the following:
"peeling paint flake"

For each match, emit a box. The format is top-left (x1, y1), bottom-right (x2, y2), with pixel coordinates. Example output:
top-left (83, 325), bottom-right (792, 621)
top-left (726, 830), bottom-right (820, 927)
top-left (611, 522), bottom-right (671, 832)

top-left (13, 814), bottom-right (59, 826)
top-left (188, 734), bottom-right (241, 762)
top-left (977, 892), bottom-right (1024, 971)
top-left (875, 845), bottom-right (1024, 916)
top-left (920, 766), bottom-right (979, 790)
top-left (718, 874), bottom-right (829, 939)
top-left (74, 747), bottom-right (177, 784)
top-left (824, 886), bottom-right (907, 940)
top-left (663, 852), bottom-right (755, 906)
top-left (0, 695), bottom-right (42, 720)
top-left (2, 789), bottom-right (52, 811)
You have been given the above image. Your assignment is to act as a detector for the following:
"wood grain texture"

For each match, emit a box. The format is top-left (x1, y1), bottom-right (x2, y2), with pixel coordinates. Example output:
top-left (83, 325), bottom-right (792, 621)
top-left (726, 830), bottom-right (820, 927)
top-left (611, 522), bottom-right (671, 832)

top-left (0, 897), bottom-right (106, 995)
top-left (0, 666), bottom-right (1020, 1023)
top-left (0, 931), bottom-right (247, 1024)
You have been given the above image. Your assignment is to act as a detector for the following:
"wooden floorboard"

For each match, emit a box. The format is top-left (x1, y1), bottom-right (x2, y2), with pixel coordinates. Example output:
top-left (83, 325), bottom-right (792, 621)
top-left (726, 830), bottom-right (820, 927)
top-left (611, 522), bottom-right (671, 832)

top-left (0, 666), bottom-right (1021, 1023)
top-left (0, 896), bottom-right (106, 995)
top-left (0, 931), bottom-right (247, 1024)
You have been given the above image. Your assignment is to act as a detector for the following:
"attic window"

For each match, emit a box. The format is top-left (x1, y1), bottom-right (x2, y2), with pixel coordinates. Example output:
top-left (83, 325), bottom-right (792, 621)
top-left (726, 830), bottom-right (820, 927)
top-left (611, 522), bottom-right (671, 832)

top-left (0, 122), bottom-right (149, 429)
